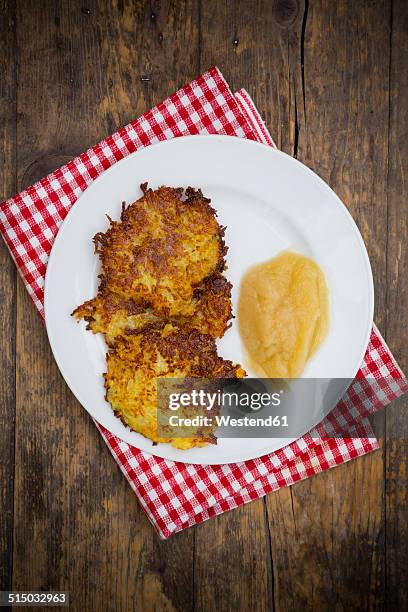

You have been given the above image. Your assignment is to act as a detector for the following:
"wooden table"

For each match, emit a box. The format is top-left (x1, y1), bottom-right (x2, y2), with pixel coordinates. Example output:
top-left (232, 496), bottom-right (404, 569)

top-left (0, 1), bottom-right (407, 610)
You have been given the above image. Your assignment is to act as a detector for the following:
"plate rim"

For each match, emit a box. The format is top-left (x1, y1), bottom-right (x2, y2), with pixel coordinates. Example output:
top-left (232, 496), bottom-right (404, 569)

top-left (44, 134), bottom-right (374, 464)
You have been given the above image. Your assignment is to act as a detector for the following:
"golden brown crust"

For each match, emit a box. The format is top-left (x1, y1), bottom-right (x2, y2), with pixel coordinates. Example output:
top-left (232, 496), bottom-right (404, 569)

top-left (104, 323), bottom-right (245, 449)
top-left (190, 273), bottom-right (233, 337)
top-left (72, 183), bottom-right (245, 450)
top-left (92, 184), bottom-right (227, 318)
top-left (72, 272), bottom-right (233, 344)
top-left (72, 292), bottom-right (160, 346)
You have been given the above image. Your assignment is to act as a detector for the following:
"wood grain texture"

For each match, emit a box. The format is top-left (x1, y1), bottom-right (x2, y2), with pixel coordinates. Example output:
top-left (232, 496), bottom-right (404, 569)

top-left (197, 2), bottom-right (304, 609)
top-left (200, 0), bottom-right (301, 155)
top-left (385, 0), bottom-right (408, 610)
top-left (265, 1), bottom-right (391, 610)
top-left (12, 1), bottom-right (198, 611)
top-left (0, 0), bottom-right (406, 610)
top-left (0, 0), bottom-right (16, 594)
top-left (194, 501), bottom-right (272, 612)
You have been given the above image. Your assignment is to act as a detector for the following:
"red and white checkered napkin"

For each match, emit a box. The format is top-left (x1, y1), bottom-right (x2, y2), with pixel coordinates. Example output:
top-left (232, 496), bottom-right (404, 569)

top-left (1, 67), bottom-right (406, 539)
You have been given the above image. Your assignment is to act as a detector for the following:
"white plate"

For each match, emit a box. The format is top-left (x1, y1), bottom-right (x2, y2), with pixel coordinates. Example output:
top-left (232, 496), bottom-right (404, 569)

top-left (44, 135), bottom-right (374, 465)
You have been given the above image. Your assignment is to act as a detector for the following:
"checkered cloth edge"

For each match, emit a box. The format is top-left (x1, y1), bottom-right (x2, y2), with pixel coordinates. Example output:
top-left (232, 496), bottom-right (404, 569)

top-left (1, 67), bottom-right (406, 539)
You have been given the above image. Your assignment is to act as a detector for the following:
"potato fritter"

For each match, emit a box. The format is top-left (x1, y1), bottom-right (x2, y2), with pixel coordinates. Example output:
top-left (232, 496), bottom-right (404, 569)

top-left (73, 273), bottom-right (233, 345)
top-left (93, 183), bottom-right (227, 317)
top-left (104, 324), bottom-right (245, 449)
top-left (73, 183), bottom-right (244, 450)
top-left (73, 292), bottom-right (159, 346)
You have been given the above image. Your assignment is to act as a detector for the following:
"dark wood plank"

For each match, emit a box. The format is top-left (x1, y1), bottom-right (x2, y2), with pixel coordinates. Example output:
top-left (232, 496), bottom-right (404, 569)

top-left (267, 454), bottom-right (387, 611)
top-left (195, 1), bottom-right (309, 609)
top-left (194, 502), bottom-right (271, 612)
top-left (385, 0), bottom-right (408, 609)
top-left (265, 1), bottom-right (391, 610)
top-left (3, 0), bottom-right (405, 610)
top-left (199, 0), bottom-right (300, 155)
top-left (13, 1), bottom-right (199, 610)
top-left (0, 0), bottom-right (17, 594)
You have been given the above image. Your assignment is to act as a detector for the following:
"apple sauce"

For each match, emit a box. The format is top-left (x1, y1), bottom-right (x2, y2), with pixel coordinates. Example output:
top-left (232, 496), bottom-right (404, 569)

top-left (238, 251), bottom-right (329, 378)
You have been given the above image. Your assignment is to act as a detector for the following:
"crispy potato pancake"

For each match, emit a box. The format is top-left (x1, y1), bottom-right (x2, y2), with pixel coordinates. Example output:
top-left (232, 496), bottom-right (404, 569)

top-left (73, 273), bottom-right (233, 345)
top-left (104, 324), bottom-right (245, 449)
top-left (73, 292), bottom-right (159, 346)
top-left (93, 183), bottom-right (227, 317)
top-left (73, 183), bottom-right (244, 450)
